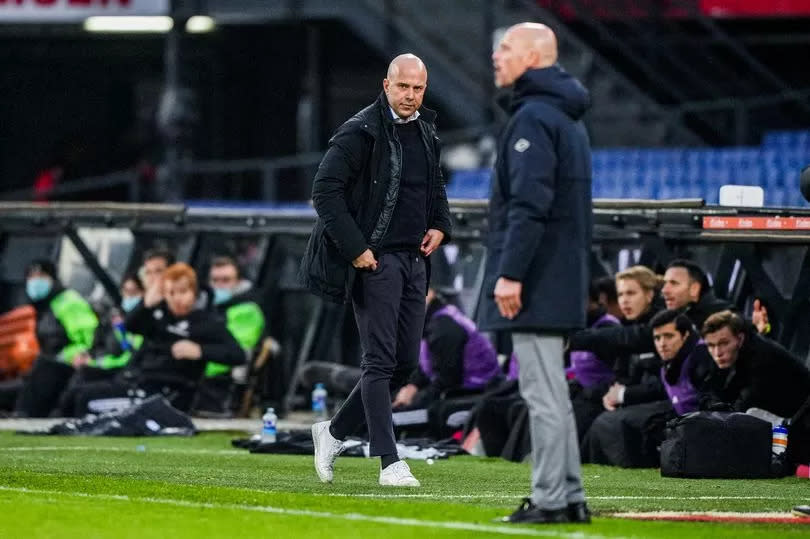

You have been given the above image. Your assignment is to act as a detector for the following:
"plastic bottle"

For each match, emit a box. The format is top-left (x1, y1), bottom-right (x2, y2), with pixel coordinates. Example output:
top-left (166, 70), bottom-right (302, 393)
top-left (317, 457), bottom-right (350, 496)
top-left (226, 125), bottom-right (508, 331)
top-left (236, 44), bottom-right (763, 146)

top-left (312, 383), bottom-right (328, 420)
top-left (772, 423), bottom-right (788, 455)
top-left (114, 320), bottom-right (132, 351)
top-left (112, 310), bottom-right (132, 351)
top-left (261, 407), bottom-right (277, 444)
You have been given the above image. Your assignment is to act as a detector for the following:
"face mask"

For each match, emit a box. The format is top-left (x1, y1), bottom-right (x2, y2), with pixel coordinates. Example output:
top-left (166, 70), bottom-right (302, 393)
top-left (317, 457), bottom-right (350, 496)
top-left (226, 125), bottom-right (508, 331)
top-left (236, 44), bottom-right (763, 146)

top-left (213, 287), bottom-right (233, 305)
top-left (121, 296), bottom-right (142, 313)
top-left (26, 277), bottom-right (53, 301)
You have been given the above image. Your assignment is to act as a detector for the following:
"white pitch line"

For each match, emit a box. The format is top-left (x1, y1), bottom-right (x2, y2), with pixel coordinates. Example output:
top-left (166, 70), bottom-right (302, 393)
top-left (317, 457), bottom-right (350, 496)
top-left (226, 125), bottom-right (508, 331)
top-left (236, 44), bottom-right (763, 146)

top-left (0, 446), bottom-right (800, 503)
top-left (614, 511), bottom-right (799, 519)
top-left (0, 486), bottom-right (616, 539)
top-left (589, 496), bottom-right (797, 501)
top-left (310, 494), bottom-right (800, 501)
top-left (0, 446), bottom-right (243, 456)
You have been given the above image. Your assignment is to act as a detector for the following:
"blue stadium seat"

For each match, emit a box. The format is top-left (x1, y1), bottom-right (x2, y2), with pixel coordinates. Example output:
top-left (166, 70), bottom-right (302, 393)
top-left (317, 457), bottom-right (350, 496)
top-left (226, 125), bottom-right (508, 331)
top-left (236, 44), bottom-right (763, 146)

top-left (457, 130), bottom-right (808, 205)
top-left (447, 169), bottom-right (492, 199)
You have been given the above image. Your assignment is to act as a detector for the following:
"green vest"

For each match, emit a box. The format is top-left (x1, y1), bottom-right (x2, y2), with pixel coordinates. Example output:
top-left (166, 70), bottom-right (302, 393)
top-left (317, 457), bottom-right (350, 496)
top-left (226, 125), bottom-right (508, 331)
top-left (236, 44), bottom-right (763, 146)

top-left (204, 301), bottom-right (265, 378)
top-left (49, 289), bottom-right (99, 364)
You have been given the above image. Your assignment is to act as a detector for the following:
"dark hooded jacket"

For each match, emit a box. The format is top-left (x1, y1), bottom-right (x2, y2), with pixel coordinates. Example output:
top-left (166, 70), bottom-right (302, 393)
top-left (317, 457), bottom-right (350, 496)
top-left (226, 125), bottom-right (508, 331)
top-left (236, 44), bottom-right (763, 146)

top-left (681, 290), bottom-right (735, 330)
top-left (477, 64), bottom-right (592, 332)
top-left (299, 93), bottom-right (452, 303)
top-left (31, 283), bottom-right (98, 363)
top-left (702, 326), bottom-right (810, 418)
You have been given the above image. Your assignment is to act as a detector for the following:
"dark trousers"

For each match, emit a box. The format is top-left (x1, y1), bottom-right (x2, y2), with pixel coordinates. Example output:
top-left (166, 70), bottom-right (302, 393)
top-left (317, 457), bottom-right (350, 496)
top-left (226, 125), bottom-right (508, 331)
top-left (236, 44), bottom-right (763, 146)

top-left (14, 357), bottom-right (75, 417)
top-left (330, 252), bottom-right (426, 456)
top-left (582, 400), bottom-right (674, 467)
top-left (57, 366), bottom-right (122, 416)
top-left (571, 392), bottom-right (607, 445)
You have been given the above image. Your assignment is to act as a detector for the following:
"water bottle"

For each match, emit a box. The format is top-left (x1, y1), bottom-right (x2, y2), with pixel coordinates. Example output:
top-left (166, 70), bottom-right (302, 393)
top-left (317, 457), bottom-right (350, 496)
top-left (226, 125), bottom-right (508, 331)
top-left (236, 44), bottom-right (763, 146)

top-left (114, 320), bottom-right (132, 351)
top-left (261, 407), bottom-right (277, 444)
top-left (312, 383), bottom-right (328, 420)
top-left (772, 424), bottom-right (788, 455)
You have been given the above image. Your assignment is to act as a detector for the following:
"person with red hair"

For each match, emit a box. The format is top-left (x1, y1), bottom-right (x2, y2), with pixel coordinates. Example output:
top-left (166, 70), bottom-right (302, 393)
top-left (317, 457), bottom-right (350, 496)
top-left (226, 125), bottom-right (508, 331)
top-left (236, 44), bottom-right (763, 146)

top-left (64, 263), bottom-right (244, 416)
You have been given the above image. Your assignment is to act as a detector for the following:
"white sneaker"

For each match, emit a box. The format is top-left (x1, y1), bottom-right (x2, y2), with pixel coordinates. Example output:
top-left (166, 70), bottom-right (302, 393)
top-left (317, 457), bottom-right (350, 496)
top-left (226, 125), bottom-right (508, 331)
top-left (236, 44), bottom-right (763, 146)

top-left (312, 420), bottom-right (344, 483)
top-left (379, 460), bottom-right (420, 487)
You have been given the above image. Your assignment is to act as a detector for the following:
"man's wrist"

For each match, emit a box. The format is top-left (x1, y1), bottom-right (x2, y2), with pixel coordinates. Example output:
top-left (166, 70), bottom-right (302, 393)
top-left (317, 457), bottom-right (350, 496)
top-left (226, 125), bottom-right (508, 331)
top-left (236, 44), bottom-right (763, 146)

top-left (762, 323), bottom-right (772, 335)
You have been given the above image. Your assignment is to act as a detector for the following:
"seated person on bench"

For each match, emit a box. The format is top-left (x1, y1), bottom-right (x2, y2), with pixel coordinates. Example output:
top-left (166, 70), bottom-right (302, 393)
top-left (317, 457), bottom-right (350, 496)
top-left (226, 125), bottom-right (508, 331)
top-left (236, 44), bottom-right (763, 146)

top-left (65, 263), bottom-right (244, 416)
top-left (701, 310), bottom-right (810, 419)
top-left (194, 256), bottom-right (266, 414)
top-left (14, 260), bottom-right (98, 417)
top-left (582, 310), bottom-right (714, 468)
top-left (392, 287), bottom-right (501, 410)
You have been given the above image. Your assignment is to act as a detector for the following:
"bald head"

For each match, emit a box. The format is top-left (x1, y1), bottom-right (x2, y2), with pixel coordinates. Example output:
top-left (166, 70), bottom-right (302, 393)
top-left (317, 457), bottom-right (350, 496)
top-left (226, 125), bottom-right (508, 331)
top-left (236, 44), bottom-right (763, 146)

top-left (492, 23), bottom-right (558, 88)
top-left (387, 54), bottom-right (427, 80)
top-left (384, 53), bottom-right (428, 119)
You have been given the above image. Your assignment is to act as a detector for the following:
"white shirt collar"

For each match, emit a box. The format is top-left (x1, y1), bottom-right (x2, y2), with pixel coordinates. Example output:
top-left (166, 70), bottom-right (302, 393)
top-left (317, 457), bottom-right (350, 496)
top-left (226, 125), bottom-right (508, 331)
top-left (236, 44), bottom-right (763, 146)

top-left (389, 106), bottom-right (420, 124)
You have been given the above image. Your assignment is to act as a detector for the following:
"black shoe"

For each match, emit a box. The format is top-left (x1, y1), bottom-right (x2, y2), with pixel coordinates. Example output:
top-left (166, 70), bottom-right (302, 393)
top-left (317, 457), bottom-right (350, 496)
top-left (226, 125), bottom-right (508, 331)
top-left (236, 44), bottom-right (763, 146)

top-left (793, 505), bottom-right (810, 518)
top-left (500, 498), bottom-right (570, 524)
top-left (567, 501), bottom-right (591, 523)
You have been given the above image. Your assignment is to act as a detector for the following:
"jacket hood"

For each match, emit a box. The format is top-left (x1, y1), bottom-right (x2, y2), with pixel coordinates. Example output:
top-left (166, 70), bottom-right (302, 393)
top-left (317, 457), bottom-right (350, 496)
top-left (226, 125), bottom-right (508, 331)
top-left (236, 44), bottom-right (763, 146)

top-left (511, 64), bottom-right (591, 120)
top-left (683, 291), bottom-right (733, 327)
top-left (661, 330), bottom-right (700, 384)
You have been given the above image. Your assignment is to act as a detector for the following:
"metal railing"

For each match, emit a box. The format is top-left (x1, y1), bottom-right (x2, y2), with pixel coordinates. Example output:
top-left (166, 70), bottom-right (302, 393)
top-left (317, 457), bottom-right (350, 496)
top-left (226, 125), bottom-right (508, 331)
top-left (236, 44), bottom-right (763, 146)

top-left (0, 124), bottom-right (494, 203)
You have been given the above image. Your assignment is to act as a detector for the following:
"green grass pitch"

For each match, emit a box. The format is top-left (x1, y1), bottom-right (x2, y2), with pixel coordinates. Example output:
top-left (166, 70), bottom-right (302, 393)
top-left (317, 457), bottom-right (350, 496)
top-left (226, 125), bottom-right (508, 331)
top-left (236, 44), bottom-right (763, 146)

top-left (1, 431), bottom-right (808, 538)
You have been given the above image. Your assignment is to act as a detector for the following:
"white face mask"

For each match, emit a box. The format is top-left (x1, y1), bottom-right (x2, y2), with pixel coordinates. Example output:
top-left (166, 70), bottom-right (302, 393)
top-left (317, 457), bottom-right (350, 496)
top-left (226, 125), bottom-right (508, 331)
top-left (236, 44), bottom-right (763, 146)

top-left (26, 277), bottom-right (53, 301)
top-left (121, 296), bottom-right (142, 312)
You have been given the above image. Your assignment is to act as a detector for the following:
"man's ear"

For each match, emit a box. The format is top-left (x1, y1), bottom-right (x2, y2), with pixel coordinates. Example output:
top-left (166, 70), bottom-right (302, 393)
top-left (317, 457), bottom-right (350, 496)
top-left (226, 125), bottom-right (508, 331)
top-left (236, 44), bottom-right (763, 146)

top-left (737, 332), bottom-right (745, 348)
top-left (383, 78), bottom-right (390, 93)
top-left (689, 281), bottom-right (701, 301)
top-left (525, 48), bottom-right (541, 69)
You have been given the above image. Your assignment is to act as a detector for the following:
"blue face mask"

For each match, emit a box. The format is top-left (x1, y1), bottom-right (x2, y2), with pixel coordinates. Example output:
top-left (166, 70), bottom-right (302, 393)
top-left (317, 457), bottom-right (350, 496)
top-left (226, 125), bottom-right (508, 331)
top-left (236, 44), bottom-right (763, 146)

top-left (121, 296), bottom-right (142, 313)
top-left (213, 287), bottom-right (233, 305)
top-left (26, 277), bottom-right (53, 301)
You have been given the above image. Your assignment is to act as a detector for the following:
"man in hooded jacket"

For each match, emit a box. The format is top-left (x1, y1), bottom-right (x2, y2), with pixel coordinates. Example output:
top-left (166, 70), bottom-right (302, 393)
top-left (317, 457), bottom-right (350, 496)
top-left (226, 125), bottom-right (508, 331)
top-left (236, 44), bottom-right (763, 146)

top-left (478, 23), bottom-right (592, 524)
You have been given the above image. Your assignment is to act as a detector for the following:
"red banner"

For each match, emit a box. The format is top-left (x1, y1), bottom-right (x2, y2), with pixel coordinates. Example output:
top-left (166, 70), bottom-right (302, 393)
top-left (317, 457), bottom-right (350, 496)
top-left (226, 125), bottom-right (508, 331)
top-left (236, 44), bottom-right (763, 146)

top-left (0, 0), bottom-right (167, 21)
top-left (702, 216), bottom-right (810, 230)
top-left (701, 0), bottom-right (810, 17)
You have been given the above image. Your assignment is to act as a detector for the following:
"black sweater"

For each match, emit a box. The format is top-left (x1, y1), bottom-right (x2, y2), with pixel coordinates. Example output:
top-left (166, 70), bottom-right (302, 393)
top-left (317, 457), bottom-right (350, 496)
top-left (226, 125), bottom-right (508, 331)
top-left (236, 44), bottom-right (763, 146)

top-left (381, 121), bottom-right (428, 252)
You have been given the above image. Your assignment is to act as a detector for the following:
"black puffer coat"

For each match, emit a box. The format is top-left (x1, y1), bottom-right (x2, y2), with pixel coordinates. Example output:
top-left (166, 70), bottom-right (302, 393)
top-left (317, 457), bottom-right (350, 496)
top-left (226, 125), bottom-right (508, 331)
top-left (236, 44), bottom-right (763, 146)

top-left (300, 93), bottom-right (451, 303)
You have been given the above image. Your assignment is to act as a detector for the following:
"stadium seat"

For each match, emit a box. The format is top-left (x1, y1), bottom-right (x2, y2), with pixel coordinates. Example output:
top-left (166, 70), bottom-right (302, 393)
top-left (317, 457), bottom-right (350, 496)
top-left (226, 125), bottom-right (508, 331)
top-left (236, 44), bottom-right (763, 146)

top-left (453, 129), bottom-right (809, 204)
top-left (447, 170), bottom-right (492, 199)
top-left (0, 306), bottom-right (39, 381)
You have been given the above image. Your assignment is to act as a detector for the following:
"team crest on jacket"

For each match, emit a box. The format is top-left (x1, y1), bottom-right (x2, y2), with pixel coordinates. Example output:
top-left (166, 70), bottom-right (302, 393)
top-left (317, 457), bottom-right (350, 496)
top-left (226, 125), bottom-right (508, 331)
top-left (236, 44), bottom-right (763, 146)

top-left (167, 320), bottom-right (190, 337)
top-left (513, 138), bottom-right (530, 152)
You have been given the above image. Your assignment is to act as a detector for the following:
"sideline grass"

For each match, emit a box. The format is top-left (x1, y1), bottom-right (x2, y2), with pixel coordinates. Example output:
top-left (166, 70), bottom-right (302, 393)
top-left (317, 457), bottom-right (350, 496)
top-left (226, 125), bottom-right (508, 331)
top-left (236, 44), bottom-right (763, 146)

top-left (1, 431), bottom-right (808, 538)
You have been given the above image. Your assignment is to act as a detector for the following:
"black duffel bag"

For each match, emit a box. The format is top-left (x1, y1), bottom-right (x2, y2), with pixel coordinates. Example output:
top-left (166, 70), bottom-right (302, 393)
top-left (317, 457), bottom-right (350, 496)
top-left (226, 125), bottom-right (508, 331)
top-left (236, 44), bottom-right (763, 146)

top-left (660, 411), bottom-right (772, 478)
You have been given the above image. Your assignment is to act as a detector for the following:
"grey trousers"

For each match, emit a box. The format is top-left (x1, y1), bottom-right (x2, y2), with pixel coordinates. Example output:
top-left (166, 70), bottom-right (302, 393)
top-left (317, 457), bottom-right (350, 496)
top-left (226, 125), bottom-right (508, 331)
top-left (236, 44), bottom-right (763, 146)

top-left (513, 333), bottom-right (585, 510)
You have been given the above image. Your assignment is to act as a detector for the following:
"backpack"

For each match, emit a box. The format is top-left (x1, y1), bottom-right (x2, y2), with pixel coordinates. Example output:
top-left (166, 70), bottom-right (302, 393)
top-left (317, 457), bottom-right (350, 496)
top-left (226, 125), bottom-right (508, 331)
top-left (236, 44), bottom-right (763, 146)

top-left (660, 411), bottom-right (772, 478)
